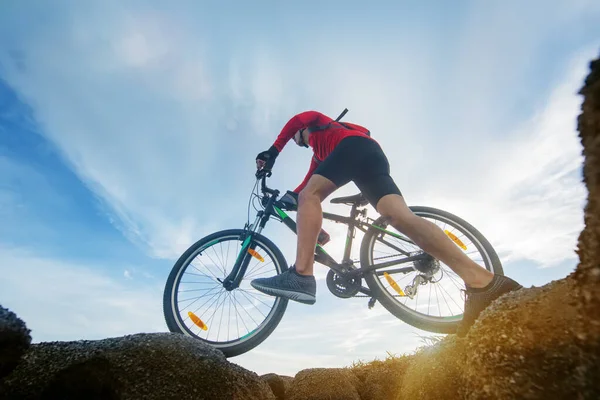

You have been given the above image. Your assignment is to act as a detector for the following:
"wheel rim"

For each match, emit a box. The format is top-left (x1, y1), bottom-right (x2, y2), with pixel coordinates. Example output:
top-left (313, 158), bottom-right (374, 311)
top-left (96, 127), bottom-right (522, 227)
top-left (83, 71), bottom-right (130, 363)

top-left (169, 234), bottom-right (284, 348)
top-left (366, 211), bottom-right (495, 324)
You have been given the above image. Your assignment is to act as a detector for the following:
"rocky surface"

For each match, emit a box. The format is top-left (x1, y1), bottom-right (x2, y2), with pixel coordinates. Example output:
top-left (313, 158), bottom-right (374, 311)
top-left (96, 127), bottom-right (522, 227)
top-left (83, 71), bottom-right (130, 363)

top-left (1, 52), bottom-right (598, 400)
top-left (286, 368), bottom-right (361, 400)
top-left (351, 356), bottom-right (410, 400)
top-left (260, 373), bottom-right (294, 400)
top-left (0, 305), bottom-right (31, 379)
top-left (573, 55), bottom-right (600, 400)
top-left (0, 333), bottom-right (275, 400)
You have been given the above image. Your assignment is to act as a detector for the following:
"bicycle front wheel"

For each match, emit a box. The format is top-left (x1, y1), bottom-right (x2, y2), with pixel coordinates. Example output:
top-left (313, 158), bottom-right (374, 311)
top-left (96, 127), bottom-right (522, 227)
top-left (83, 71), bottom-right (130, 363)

top-left (163, 229), bottom-right (289, 357)
top-left (360, 207), bottom-right (504, 334)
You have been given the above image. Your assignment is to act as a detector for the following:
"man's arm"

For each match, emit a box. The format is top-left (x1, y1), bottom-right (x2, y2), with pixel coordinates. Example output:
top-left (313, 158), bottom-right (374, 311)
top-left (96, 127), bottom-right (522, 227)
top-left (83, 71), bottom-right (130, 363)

top-left (293, 156), bottom-right (320, 193)
top-left (272, 111), bottom-right (324, 152)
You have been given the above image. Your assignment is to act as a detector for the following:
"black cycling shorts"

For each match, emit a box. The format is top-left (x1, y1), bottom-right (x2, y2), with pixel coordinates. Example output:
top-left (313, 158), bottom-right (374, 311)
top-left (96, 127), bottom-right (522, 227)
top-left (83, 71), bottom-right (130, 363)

top-left (313, 135), bottom-right (402, 208)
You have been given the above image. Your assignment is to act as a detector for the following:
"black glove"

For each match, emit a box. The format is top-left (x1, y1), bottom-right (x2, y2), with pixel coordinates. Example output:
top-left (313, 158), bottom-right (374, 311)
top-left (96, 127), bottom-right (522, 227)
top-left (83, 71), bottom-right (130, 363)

top-left (280, 190), bottom-right (299, 210)
top-left (256, 145), bottom-right (279, 173)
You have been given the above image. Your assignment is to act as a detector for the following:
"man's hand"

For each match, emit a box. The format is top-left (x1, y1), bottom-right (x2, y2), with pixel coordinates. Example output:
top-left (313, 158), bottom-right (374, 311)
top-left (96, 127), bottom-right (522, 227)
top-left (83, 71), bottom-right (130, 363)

top-left (256, 146), bottom-right (279, 173)
top-left (280, 190), bottom-right (299, 210)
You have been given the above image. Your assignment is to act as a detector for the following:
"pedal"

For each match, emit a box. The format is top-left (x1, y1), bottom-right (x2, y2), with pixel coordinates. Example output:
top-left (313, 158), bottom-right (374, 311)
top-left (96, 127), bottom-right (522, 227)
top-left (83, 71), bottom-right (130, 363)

top-left (368, 297), bottom-right (377, 309)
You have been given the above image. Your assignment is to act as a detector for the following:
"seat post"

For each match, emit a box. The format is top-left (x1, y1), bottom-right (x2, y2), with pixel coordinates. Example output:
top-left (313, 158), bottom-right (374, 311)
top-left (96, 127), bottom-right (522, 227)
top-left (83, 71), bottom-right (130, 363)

top-left (342, 203), bottom-right (359, 262)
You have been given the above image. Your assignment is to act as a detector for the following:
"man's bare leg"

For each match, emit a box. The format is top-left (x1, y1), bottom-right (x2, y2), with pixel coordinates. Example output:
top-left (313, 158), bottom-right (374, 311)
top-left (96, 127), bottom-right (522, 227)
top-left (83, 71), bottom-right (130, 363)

top-left (294, 175), bottom-right (338, 276)
top-left (376, 194), bottom-right (493, 288)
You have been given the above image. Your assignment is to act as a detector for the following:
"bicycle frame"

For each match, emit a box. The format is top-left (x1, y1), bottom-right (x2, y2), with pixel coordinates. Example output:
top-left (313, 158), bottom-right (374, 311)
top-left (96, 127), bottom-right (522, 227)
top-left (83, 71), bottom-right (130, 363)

top-left (222, 175), bottom-right (430, 294)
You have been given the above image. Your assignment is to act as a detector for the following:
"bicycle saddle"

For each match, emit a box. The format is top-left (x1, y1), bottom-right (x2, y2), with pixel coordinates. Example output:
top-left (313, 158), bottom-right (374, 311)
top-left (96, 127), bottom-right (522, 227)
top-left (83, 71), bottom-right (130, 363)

top-left (330, 193), bottom-right (369, 207)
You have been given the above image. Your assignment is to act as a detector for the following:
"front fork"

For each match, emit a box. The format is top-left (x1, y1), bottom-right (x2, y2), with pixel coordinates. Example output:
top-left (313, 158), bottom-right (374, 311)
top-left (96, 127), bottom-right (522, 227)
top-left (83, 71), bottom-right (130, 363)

top-left (222, 200), bottom-right (274, 290)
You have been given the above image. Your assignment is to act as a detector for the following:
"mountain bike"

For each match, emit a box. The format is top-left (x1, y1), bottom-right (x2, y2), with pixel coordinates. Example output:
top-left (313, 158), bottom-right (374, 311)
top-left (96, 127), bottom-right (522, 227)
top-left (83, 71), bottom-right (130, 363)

top-left (163, 173), bottom-right (503, 357)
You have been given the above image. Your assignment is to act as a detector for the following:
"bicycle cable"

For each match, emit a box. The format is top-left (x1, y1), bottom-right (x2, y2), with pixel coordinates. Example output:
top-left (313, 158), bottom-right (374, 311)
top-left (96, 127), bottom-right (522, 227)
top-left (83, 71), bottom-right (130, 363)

top-left (246, 178), bottom-right (261, 227)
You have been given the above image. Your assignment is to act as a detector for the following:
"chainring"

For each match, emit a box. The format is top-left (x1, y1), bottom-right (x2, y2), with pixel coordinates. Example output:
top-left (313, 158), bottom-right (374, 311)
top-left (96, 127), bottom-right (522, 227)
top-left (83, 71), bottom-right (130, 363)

top-left (326, 269), bottom-right (362, 298)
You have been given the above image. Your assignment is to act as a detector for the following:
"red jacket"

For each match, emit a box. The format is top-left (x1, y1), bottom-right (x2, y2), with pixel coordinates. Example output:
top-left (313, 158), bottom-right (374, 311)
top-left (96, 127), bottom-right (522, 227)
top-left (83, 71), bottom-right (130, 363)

top-left (271, 111), bottom-right (374, 193)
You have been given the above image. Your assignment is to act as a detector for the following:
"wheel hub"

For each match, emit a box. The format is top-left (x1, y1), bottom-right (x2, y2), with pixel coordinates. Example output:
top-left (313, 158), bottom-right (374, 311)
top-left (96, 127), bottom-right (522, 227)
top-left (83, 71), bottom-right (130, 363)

top-left (413, 251), bottom-right (440, 274)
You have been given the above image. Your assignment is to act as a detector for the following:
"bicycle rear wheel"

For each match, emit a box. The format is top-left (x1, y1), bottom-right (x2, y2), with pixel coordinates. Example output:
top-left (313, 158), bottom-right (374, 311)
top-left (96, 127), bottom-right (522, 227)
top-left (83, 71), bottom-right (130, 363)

top-left (360, 207), bottom-right (504, 334)
top-left (163, 229), bottom-right (289, 357)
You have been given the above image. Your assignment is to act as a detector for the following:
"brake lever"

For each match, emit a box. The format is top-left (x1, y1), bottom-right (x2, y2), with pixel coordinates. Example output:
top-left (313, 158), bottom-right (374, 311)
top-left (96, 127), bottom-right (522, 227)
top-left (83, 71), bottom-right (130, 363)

top-left (255, 169), bottom-right (272, 179)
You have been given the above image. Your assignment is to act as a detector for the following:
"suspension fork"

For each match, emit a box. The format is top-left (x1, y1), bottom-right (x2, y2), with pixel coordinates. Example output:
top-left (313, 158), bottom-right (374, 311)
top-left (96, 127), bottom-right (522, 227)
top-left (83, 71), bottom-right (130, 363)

top-left (223, 193), bottom-right (278, 290)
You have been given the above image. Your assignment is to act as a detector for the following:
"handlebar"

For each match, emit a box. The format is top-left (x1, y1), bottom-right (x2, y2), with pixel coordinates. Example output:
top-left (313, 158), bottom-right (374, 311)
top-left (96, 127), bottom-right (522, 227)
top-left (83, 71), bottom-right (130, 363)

top-left (256, 171), bottom-right (297, 211)
top-left (259, 174), bottom-right (278, 196)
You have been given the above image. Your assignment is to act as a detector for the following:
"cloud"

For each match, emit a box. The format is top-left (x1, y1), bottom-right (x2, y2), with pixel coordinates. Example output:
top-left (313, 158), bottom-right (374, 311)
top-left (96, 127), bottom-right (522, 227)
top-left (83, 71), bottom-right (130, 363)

top-left (408, 52), bottom-right (592, 268)
top-left (1, 1), bottom-right (598, 381)
top-left (1, 1), bottom-right (597, 271)
top-left (0, 246), bottom-right (166, 342)
top-left (0, 244), bottom-right (427, 376)
top-left (0, 4), bottom-right (229, 259)
top-left (231, 295), bottom-right (425, 376)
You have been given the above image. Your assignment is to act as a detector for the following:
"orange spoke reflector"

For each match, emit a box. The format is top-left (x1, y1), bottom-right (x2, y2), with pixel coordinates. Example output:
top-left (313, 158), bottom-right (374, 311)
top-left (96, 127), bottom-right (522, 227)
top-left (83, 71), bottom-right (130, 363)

top-left (384, 272), bottom-right (406, 296)
top-left (444, 230), bottom-right (467, 250)
top-left (188, 311), bottom-right (208, 331)
top-left (248, 248), bottom-right (264, 262)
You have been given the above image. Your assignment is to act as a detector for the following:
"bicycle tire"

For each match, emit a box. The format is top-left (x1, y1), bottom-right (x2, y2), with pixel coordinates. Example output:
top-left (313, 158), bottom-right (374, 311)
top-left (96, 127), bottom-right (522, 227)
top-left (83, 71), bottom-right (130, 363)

top-left (360, 206), bottom-right (504, 334)
top-left (163, 229), bottom-right (289, 357)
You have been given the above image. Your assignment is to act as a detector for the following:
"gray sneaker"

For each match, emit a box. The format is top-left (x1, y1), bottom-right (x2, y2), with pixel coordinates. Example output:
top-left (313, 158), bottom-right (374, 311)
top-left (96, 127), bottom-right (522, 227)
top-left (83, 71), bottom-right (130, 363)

top-left (250, 266), bottom-right (316, 305)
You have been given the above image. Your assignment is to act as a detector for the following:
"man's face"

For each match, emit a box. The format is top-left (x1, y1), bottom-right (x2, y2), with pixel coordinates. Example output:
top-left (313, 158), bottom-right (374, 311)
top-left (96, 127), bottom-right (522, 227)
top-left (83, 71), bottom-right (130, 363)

top-left (293, 128), bottom-right (308, 147)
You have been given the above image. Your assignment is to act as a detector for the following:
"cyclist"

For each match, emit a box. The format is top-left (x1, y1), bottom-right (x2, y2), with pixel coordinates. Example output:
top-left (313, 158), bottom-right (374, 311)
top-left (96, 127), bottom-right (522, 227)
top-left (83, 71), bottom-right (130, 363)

top-left (252, 110), bottom-right (522, 335)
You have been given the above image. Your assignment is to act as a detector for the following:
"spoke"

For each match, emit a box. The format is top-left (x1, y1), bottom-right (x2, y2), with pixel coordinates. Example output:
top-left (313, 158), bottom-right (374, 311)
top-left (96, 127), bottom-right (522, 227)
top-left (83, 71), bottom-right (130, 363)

top-left (232, 291), bottom-right (247, 335)
top-left (225, 240), bottom-right (231, 272)
top-left (244, 262), bottom-right (275, 280)
top-left (244, 257), bottom-right (268, 280)
top-left (204, 291), bottom-right (228, 337)
top-left (441, 268), bottom-right (465, 292)
top-left (227, 293), bottom-right (232, 342)
top-left (433, 282), bottom-right (442, 317)
top-left (202, 250), bottom-right (225, 280)
top-left (241, 290), bottom-right (276, 298)
top-left (427, 281), bottom-right (432, 315)
top-left (437, 281), bottom-right (462, 311)
top-left (414, 282), bottom-right (420, 312)
top-left (217, 292), bottom-right (228, 341)
top-left (178, 288), bottom-right (222, 304)
top-left (376, 237), bottom-right (412, 256)
top-left (238, 288), bottom-right (274, 310)
top-left (442, 266), bottom-right (463, 281)
top-left (179, 285), bottom-right (219, 293)
top-left (190, 259), bottom-right (221, 282)
top-left (178, 285), bottom-right (221, 309)
top-left (181, 272), bottom-right (220, 280)
top-left (434, 282), bottom-right (454, 316)
top-left (216, 243), bottom-right (227, 276)
top-left (186, 264), bottom-right (219, 282)
top-left (238, 290), bottom-right (268, 319)
top-left (185, 286), bottom-right (224, 316)
top-left (231, 292), bottom-right (260, 327)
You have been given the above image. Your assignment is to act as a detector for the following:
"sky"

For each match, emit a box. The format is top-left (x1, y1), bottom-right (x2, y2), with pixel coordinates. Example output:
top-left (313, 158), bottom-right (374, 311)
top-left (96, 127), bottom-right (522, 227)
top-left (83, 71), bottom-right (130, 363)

top-left (1, 0), bottom-right (599, 376)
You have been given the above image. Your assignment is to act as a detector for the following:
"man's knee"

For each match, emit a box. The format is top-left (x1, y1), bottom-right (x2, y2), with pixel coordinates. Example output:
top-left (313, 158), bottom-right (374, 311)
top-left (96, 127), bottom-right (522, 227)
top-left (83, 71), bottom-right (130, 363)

top-left (376, 194), bottom-right (416, 228)
top-left (299, 175), bottom-right (338, 203)
top-left (298, 188), bottom-right (319, 205)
